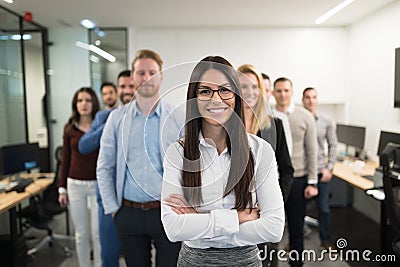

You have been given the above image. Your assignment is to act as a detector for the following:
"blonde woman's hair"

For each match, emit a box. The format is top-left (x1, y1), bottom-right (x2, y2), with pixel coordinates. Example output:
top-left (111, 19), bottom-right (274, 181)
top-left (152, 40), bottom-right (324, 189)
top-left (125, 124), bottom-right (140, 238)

top-left (237, 64), bottom-right (271, 134)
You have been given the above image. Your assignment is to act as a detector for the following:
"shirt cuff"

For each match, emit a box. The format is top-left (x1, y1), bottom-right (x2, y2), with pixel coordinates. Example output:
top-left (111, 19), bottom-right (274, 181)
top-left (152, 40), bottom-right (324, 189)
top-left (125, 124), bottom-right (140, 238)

top-left (307, 178), bottom-right (318, 185)
top-left (211, 209), bottom-right (239, 236)
top-left (58, 187), bottom-right (67, 194)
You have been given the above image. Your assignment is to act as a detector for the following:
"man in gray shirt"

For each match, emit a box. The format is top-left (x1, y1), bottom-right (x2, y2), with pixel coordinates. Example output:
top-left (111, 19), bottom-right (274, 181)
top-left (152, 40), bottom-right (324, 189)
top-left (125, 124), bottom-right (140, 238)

top-left (273, 77), bottom-right (318, 267)
top-left (302, 87), bottom-right (337, 250)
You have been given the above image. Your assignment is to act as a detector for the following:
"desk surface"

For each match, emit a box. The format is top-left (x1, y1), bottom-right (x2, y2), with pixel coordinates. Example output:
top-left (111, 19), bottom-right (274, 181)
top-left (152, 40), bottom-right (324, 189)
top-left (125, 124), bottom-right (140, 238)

top-left (0, 173), bottom-right (54, 213)
top-left (333, 160), bottom-right (378, 190)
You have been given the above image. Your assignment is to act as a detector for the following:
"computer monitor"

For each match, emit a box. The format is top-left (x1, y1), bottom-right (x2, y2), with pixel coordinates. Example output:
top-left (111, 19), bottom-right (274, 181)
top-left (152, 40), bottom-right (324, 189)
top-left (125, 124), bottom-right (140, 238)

top-left (0, 143), bottom-right (41, 176)
top-left (336, 124), bottom-right (366, 150)
top-left (377, 131), bottom-right (400, 156)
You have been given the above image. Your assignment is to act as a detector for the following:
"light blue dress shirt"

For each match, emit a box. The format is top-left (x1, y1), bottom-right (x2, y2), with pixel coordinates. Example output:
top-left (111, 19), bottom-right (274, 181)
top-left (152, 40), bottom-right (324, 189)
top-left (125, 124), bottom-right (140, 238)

top-left (123, 102), bottom-right (163, 202)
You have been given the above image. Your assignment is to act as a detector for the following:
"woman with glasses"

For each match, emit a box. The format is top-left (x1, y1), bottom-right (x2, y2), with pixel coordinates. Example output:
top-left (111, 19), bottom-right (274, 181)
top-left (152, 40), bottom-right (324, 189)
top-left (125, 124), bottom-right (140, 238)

top-left (238, 64), bottom-right (294, 267)
top-left (161, 56), bottom-right (284, 266)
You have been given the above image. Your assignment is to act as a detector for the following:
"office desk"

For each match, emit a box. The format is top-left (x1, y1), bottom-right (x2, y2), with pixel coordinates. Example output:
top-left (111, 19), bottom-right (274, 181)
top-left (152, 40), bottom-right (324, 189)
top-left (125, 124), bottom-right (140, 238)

top-left (333, 161), bottom-right (391, 264)
top-left (0, 173), bottom-right (54, 211)
top-left (0, 173), bottom-right (54, 267)
top-left (333, 161), bottom-right (377, 190)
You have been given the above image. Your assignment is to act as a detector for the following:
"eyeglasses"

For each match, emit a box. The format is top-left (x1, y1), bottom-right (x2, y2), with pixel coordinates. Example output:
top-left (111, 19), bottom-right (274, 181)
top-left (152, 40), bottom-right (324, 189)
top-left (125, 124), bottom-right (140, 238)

top-left (196, 86), bottom-right (235, 101)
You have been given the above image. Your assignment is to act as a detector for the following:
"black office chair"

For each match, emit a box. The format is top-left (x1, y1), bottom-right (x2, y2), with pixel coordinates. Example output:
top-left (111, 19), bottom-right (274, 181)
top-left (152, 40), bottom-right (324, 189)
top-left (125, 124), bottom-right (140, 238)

top-left (18, 146), bottom-right (73, 258)
top-left (380, 142), bottom-right (400, 257)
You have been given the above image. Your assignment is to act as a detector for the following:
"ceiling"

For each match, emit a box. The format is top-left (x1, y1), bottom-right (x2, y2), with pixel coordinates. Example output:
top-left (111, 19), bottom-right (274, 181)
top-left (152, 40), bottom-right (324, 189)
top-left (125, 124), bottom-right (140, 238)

top-left (2, 0), bottom-right (397, 29)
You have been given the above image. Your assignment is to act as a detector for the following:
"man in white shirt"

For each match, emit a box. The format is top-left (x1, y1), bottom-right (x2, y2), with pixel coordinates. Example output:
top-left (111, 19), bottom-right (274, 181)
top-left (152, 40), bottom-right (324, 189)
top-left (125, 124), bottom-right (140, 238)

top-left (263, 73), bottom-right (293, 156)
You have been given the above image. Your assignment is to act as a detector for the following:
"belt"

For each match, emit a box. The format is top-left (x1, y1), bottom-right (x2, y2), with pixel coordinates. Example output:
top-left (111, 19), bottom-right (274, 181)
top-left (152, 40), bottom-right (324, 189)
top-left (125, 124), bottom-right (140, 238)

top-left (122, 199), bottom-right (160, 210)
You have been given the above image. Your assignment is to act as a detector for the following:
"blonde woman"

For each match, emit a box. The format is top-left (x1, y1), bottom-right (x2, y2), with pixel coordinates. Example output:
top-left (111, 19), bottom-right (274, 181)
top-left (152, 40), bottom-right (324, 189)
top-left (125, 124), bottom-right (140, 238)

top-left (238, 64), bottom-right (294, 267)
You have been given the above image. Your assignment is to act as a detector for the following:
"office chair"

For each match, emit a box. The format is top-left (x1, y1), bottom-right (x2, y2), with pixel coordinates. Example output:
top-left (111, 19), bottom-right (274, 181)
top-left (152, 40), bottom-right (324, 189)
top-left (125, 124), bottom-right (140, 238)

top-left (18, 146), bottom-right (73, 258)
top-left (380, 142), bottom-right (400, 257)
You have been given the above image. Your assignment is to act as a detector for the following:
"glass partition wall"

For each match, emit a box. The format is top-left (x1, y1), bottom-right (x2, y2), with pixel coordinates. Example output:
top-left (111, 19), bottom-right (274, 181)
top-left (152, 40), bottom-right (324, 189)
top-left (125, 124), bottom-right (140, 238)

top-left (89, 28), bottom-right (127, 101)
top-left (0, 7), bottom-right (26, 145)
top-left (0, 5), bottom-right (50, 171)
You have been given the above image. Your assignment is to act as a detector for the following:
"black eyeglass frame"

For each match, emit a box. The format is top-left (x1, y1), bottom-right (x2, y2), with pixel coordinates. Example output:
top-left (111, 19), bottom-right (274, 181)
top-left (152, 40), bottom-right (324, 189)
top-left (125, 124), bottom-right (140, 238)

top-left (196, 87), bottom-right (235, 101)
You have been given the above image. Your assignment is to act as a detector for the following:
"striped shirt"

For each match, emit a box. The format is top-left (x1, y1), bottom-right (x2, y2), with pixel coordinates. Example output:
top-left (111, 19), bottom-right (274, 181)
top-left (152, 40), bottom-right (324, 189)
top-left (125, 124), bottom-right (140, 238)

top-left (315, 113), bottom-right (338, 172)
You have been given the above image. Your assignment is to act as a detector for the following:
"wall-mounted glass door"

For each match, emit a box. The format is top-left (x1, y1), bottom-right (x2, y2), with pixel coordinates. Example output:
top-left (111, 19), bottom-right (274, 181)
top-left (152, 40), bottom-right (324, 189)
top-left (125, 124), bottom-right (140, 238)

top-left (0, 7), bottom-right (26, 145)
top-left (0, 5), bottom-right (50, 171)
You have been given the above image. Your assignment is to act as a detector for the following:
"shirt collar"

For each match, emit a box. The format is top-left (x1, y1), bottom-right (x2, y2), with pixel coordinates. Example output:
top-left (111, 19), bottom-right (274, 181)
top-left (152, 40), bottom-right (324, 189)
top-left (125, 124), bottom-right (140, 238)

top-left (274, 102), bottom-right (295, 115)
top-left (198, 131), bottom-right (229, 154)
top-left (133, 100), bottom-right (161, 118)
top-left (199, 131), bottom-right (210, 147)
top-left (286, 102), bottom-right (296, 114)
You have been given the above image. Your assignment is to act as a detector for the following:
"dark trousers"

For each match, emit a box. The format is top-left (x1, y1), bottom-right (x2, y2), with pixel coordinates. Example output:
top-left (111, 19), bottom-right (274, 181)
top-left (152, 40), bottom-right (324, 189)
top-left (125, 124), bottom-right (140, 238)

top-left (114, 205), bottom-right (181, 267)
top-left (285, 176), bottom-right (308, 267)
top-left (317, 173), bottom-right (331, 243)
top-left (96, 186), bottom-right (121, 267)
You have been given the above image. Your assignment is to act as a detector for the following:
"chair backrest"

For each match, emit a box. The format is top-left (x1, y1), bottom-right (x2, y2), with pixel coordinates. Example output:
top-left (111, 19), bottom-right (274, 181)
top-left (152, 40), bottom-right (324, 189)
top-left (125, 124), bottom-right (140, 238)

top-left (382, 167), bottom-right (400, 233)
top-left (41, 146), bottom-right (64, 215)
top-left (19, 146), bottom-right (65, 227)
top-left (380, 143), bottom-right (400, 235)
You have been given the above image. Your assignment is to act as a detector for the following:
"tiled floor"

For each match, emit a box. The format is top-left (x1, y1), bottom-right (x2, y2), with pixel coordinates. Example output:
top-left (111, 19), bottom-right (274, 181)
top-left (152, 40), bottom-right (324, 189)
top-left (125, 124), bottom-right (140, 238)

top-left (25, 207), bottom-right (396, 267)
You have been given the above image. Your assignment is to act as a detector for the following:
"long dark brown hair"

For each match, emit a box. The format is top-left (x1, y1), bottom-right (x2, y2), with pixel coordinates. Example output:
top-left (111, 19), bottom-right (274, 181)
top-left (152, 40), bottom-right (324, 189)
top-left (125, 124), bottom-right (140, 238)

top-left (66, 87), bottom-right (100, 132)
top-left (182, 56), bottom-right (254, 210)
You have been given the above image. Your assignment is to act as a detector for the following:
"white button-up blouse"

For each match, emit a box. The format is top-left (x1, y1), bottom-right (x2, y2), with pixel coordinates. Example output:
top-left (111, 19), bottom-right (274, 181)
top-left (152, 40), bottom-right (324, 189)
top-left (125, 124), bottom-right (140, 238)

top-left (161, 132), bottom-right (285, 248)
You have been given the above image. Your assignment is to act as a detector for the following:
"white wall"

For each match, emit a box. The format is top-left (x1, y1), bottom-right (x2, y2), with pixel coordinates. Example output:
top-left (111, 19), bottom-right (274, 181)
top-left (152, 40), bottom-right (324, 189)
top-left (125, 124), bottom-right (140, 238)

top-left (46, 26), bottom-right (348, 142)
top-left (344, 0), bottom-right (400, 222)
top-left (347, 0), bottom-right (400, 155)
top-left (131, 27), bottom-right (347, 110)
top-left (46, 2), bottom-right (400, 157)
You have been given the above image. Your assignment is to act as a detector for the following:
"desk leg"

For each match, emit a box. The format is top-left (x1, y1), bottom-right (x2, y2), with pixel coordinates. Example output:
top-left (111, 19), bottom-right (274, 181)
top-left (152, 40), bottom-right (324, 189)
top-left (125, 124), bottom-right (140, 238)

top-left (380, 200), bottom-right (387, 267)
top-left (9, 207), bottom-right (19, 267)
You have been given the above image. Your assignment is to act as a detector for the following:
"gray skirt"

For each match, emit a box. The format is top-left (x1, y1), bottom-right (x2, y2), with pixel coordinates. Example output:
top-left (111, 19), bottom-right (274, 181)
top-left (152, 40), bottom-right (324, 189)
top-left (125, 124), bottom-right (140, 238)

top-left (177, 243), bottom-right (262, 267)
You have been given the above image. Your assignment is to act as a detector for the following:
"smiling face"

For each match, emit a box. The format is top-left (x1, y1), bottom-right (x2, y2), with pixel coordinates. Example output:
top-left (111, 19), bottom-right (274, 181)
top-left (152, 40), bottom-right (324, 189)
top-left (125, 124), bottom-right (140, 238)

top-left (76, 91), bottom-right (93, 116)
top-left (196, 69), bottom-right (235, 127)
top-left (239, 72), bottom-right (260, 109)
top-left (117, 76), bottom-right (135, 104)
